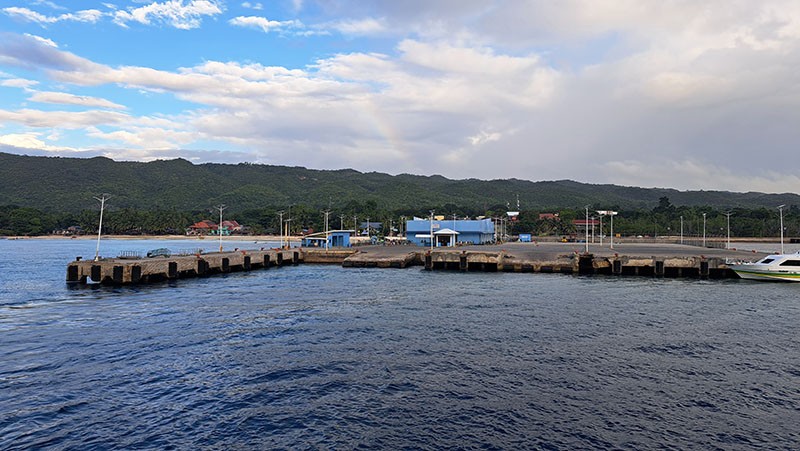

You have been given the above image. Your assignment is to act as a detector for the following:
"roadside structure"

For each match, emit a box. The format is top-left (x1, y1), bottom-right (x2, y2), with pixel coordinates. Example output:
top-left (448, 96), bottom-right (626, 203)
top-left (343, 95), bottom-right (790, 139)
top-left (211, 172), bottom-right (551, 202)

top-left (405, 218), bottom-right (495, 247)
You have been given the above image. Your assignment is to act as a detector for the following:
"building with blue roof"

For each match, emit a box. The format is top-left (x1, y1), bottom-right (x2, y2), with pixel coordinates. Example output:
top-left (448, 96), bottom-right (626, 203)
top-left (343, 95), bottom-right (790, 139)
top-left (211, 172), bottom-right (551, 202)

top-left (405, 218), bottom-right (495, 247)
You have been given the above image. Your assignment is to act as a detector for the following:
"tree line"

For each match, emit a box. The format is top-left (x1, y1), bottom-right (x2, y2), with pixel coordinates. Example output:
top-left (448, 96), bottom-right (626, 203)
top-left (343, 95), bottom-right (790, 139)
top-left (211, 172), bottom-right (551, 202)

top-left (1, 197), bottom-right (797, 239)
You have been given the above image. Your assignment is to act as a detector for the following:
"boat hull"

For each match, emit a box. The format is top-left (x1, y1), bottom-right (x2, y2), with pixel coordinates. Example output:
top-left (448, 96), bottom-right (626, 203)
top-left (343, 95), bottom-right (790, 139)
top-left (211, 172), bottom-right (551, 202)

top-left (731, 265), bottom-right (800, 282)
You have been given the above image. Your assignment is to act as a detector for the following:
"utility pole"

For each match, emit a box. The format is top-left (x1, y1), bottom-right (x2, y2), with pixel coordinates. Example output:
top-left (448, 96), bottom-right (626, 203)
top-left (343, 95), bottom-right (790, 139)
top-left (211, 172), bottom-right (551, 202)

top-left (215, 204), bottom-right (226, 252)
top-left (93, 194), bottom-right (110, 261)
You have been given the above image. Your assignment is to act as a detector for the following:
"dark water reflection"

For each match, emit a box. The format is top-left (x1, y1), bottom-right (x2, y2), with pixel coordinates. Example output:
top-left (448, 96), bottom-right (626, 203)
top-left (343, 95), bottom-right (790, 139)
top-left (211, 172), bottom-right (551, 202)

top-left (1, 239), bottom-right (799, 449)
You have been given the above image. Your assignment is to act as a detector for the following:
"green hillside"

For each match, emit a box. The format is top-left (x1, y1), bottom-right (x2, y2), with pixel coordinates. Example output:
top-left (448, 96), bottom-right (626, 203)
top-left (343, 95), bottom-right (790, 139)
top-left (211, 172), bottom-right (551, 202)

top-left (1, 152), bottom-right (797, 214)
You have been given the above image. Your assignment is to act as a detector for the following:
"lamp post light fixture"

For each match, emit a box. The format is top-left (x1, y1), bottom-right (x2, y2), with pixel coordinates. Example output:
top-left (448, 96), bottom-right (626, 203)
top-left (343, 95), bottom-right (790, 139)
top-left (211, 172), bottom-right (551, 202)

top-left (778, 204), bottom-right (786, 254)
top-left (93, 194), bottom-right (110, 261)
top-left (597, 210), bottom-right (617, 249)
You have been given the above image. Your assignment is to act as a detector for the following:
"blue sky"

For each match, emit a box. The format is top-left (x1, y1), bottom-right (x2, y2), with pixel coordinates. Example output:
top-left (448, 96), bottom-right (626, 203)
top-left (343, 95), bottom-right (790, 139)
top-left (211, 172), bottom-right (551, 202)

top-left (1, 1), bottom-right (800, 193)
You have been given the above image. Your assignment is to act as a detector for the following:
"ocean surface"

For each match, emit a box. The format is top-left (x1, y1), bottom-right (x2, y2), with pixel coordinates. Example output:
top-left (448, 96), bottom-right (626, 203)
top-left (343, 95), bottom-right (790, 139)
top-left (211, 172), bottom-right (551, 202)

top-left (1, 238), bottom-right (799, 450)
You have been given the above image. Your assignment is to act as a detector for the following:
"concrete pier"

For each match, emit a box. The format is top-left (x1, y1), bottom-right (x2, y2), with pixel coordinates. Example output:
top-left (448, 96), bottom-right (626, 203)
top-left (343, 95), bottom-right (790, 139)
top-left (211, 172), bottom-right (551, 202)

top-left (67, 248), bottom-right (299, 285)
top-left (67, 242), bottom-right (768, 285)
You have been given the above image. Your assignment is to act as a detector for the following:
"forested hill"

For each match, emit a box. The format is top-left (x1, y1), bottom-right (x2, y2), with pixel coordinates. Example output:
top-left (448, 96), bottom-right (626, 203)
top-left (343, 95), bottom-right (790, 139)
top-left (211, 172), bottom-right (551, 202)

top-left (1, 151), bottom-right (797, 213)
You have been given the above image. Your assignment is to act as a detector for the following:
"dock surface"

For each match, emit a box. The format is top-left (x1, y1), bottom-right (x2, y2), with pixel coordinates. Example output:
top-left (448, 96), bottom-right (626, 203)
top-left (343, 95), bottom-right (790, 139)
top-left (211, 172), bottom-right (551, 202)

top-left (66, 241), bottom-right (769, 285)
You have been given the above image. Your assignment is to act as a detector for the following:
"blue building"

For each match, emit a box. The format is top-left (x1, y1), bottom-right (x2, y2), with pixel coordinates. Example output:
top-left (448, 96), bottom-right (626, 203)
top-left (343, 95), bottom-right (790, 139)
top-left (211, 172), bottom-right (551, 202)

top-left (405, 218), bottom-right (495, 247)
top-left (519, 233), bottom-right (532, 242)
top-left (301, 230), bottom-right (353, 248)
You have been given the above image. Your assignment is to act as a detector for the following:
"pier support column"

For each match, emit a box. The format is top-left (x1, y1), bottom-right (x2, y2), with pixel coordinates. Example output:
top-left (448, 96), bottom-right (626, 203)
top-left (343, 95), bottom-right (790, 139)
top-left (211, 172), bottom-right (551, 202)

top-left (293, 251), bottom-right (299, 265)
top-left (264, 254), bottom-right (271, 269)
top-left (276, 252), bottom-right (283, 266)
top-left (91, 265), bottom-right (102, 284)
top-left (131, 265), bottom-right (142, 283)
top-left (578, 254), bottom-right (594, 275)
top-left (168, 262), bottom-right (178, 279)
top-left (222, 258), bottom-right (230, 272)
top-left (67, 265), bottom-right (79, 283)
top-left (700, 260), bottom-right (709, 279)
top-left (612, 259), bottom-right (622, 275)
top-left (459, 252), bottom-right (467, 271)
top-left (113, 266), bottom-right (123, 284)
top-left (424, 252), bottom-right (432, 271)
top-left (197, 259), bottom-right (208, 276)
top-left (655, 259), bottom-right (665, 277)
top-left (244, 256), bottom-right (251, 270)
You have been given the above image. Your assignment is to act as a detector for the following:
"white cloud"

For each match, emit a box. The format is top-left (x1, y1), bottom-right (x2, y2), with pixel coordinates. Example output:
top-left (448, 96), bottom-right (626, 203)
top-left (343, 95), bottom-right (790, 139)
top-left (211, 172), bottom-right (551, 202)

top-left (229, 16), bottom-right (301, 33)
top-left (0, 132), bottom-right (75, 151)
top-left (3, 1), bottom-right (800, 193)
top-left (28, 91), bottom-right (127, 110)
top-left (24, 33), bottom-right (58, 48)
top-left (2, 6), bottom-right (103, 24)
top-left (325, 17), bottom-right (386, 35)
top-left (113, 0), bottom-right (222, 29)
top-left (241, 2), bottom-right (263, 10)
top-left (1, 78), bottom-right (39, 89)
top-left (0, 108), bottom-right (129, 128)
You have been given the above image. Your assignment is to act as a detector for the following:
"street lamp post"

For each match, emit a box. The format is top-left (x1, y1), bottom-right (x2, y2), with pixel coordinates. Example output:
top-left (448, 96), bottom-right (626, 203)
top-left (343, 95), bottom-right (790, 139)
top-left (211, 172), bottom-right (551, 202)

top-left (584, 206), bottom-right (590, 253)
top-left (701, 213), bottom-right (706, 247)
top-left (215, 204), bottom-right (226, 252)
top-left (680, 215), bottom-right (683, 245)
top-left (778, 204), bottom-right (786, 253)
top-left (598, 212), bottom-right (604, 246)
top-left (724, 212), bottom-right (732, 250)
top-left (429, 210), bottom-right (435, 251)
top-left (93, 194), bottom-right (110, 261)
top-left (278, 211), bottom-right (284, 249)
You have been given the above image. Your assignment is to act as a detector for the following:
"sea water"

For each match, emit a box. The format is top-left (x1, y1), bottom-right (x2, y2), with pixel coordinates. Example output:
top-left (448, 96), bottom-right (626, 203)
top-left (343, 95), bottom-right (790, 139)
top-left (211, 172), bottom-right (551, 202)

top-left (1, 239), bottom-right (799, 449)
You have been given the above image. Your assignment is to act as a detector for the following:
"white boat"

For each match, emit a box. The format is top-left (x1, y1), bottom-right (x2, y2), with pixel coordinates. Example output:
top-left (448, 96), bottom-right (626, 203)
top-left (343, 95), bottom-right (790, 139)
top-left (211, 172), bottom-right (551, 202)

top-left (730, 252), bottom-right (800, 282)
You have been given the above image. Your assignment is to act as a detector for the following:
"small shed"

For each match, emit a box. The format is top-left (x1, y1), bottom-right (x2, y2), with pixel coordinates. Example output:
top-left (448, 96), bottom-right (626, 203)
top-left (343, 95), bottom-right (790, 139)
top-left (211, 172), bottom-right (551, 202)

top-left (519, 233), bottom-right (532, 242)
top-left (300, 230), bottom-right (353, 248)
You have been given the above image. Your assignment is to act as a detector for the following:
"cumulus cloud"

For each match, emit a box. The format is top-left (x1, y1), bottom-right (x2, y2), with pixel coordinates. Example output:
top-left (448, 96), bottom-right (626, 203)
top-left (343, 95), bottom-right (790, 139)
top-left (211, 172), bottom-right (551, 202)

top-left (28, 91), bottom-right (127, 110)
top-left (1, 78), bottom-right (39, 89)
top-left (113, 0), bottom-right (223, 29)
top-left (0, 132), bottom-right (76, 151)
top-left (241, 2), bottom-right (263, 10)
top-left (0, 108), bottom-right (129, 128)
top-left (229, 16), bottom-right (301, 33)
top-left (2, 2), bottom-right (800, 192)
top-left (2, 6), bottom-right (103, 24)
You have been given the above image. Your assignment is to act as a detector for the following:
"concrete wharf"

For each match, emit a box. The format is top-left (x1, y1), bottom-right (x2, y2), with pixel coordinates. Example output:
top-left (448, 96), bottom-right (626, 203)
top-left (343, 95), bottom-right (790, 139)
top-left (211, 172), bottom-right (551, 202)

top-left (66, 241), bottom-right (769, 286)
